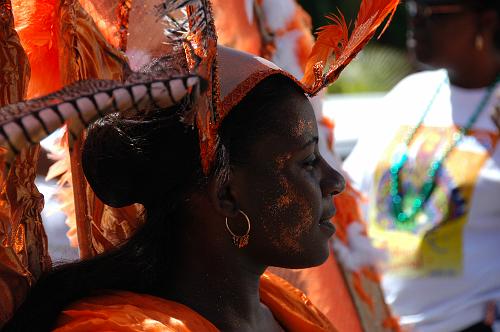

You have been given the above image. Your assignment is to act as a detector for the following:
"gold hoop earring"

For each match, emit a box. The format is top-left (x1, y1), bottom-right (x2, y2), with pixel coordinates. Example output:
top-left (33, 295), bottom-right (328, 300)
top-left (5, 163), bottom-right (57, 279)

top-left (225, 210), bottom-right (251, 248)
top-left (475, 34), bottom-right (484, 51)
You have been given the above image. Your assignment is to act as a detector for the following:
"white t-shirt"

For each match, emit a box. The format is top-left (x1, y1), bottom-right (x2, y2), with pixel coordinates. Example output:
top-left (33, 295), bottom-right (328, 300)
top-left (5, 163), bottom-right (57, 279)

top-left (344, 70), bottom-right (500, 332)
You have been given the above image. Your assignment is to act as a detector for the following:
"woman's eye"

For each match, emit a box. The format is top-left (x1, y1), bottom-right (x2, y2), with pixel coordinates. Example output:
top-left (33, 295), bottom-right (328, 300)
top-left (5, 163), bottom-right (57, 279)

top-left (303, 155), bottom-right (318, 170)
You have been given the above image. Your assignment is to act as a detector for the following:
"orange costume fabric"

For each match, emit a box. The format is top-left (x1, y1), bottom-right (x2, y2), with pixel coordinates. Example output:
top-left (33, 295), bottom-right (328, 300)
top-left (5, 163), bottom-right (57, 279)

top-left (54, 273), bottom-right (337, 332)
top-left (0, 0), bottom-right (126, 326)
top-left (0, 1), bottom-right (44, 325)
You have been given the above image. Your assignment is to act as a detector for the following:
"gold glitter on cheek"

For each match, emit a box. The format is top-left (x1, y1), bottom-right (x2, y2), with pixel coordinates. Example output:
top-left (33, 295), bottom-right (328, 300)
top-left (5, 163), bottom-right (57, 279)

top-left (265, 183), bottom-right (315, 255)
top-left (268, 153), bottom-right (292, 217)
top-left (276, 195), bottom-right (292, 209)
top-left (275, 153), bottom-right (291, 171)
top-left (277, 188), bottom-right (315, 254)
top-left (261, 153), bottom-right (315, 256)
top-left (274, 176), bottom-right (293, 211)
top-left (272, 153), bottom-right (293, 210)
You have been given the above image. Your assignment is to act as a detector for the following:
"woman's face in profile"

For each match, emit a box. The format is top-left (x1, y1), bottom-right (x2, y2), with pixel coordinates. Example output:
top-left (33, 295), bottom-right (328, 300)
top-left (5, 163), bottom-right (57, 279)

top-left (230, 90), bottom-right (345, 269)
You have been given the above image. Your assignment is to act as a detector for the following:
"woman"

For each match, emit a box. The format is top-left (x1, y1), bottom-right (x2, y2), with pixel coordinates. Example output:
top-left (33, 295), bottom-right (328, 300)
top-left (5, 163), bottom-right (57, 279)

top-left (7, 71), bottom-right (344, 331)
top-left (345, 0), bottom-right (500, 331)
top-left (212, 1), bottom-right (399, 331)
top-left (0, 0), bottom-right (398, 330)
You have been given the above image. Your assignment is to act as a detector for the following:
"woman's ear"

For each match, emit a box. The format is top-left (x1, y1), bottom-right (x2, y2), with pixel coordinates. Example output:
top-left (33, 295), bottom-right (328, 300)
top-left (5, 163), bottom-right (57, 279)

top-left (477, 10), bottom-right (497, 41)
top-left (208, 171), bottom-right (240, 218)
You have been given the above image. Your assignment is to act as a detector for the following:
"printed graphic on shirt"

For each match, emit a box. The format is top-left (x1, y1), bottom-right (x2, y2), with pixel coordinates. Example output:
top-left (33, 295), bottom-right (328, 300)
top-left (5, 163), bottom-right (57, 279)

top-left (369, 126), bottom-right (498, 277)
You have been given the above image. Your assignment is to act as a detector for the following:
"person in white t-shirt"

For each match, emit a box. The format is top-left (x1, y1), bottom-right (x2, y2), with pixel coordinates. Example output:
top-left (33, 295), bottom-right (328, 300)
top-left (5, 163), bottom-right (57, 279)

top-left (344, 0), bottom-right (500, 331)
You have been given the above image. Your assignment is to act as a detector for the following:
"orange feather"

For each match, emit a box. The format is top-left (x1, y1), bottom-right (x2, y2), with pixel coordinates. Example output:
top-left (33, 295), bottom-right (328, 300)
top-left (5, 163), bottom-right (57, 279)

top-left (302, 0), bottom-right (400, 94)
top-left (12, 0), bottom-right (62, 98)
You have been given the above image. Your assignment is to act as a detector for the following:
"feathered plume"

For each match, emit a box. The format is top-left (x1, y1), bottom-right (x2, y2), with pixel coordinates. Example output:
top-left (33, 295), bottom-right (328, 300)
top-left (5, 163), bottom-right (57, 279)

top-left (0, 75), bottom-right (199, 165)
top-left (78, 0), bottom-right (132, 50)
top-left (302, 0), bottom-right (400, 95)
top-left (12, 0), bottom-right (62, 98)
top-left (156, 0), bottom-right (220, 174)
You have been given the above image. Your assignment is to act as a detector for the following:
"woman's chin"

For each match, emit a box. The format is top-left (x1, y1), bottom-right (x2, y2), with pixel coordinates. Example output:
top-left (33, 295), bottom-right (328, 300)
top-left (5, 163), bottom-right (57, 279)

top-left (305, 245), bottom-right (331, 268)
top-left (302, 236), bottom-right (332, 268)
top-left (274, 243), bottom-right (330, 269)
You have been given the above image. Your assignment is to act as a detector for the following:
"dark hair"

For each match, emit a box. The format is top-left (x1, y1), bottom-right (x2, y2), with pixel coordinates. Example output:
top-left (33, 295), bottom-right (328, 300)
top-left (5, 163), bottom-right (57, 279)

top-left (3, 74), bottom-right (305, 331)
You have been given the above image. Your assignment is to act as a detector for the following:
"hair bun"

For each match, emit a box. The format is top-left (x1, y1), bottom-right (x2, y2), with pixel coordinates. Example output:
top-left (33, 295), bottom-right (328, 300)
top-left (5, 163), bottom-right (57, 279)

top-left (82, 115), bottom-right (143, 207)
top-left (82, 110), bottom-right (201, 208)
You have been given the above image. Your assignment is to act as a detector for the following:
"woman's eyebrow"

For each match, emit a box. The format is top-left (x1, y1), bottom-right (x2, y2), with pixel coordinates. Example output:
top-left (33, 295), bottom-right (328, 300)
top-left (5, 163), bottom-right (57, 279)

top-left (301, 136), bottom-right (319, 149)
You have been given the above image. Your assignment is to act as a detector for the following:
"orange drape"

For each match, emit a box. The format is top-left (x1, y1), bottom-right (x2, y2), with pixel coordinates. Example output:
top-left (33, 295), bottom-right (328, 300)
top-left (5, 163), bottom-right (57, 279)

top-left (54, 273), bottom-right (337, 332)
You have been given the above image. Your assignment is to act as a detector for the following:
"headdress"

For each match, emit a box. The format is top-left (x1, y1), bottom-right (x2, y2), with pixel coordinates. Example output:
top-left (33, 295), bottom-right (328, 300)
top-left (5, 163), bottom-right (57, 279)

top-left (0, 0), bottom-right (399, 325)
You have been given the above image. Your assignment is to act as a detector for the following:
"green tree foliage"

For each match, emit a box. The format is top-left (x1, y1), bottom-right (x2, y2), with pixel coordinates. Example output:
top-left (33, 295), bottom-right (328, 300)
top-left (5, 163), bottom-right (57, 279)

top-left (327, 45), bottom-right (412, 93)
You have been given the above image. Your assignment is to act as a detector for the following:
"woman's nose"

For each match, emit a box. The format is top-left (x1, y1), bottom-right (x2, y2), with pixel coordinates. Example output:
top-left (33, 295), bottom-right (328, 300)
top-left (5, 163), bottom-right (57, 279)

top-left (321, 159), bottom-right (346, 197)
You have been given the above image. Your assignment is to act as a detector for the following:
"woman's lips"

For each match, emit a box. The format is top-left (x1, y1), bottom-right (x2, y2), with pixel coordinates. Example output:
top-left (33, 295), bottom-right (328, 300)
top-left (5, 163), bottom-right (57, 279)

top-left (319, 204), bottom-right (336, 235)
top-left (319, 217), bottom-right (336, 235)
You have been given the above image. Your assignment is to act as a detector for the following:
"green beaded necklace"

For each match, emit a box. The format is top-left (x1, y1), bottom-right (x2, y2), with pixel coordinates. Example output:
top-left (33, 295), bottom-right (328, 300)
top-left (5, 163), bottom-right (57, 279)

top-left (390, 74), bottom-right (499, 229)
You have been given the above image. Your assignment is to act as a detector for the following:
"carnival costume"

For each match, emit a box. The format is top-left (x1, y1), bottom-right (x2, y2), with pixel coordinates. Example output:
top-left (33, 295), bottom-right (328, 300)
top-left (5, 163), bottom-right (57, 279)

top-left (0, 0), bottom-right (398, 330)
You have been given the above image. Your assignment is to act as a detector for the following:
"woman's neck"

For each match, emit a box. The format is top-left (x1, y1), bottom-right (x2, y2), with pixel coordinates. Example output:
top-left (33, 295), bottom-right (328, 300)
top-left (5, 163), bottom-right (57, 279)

top-left (160, 224), bottom-right (282, 331)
